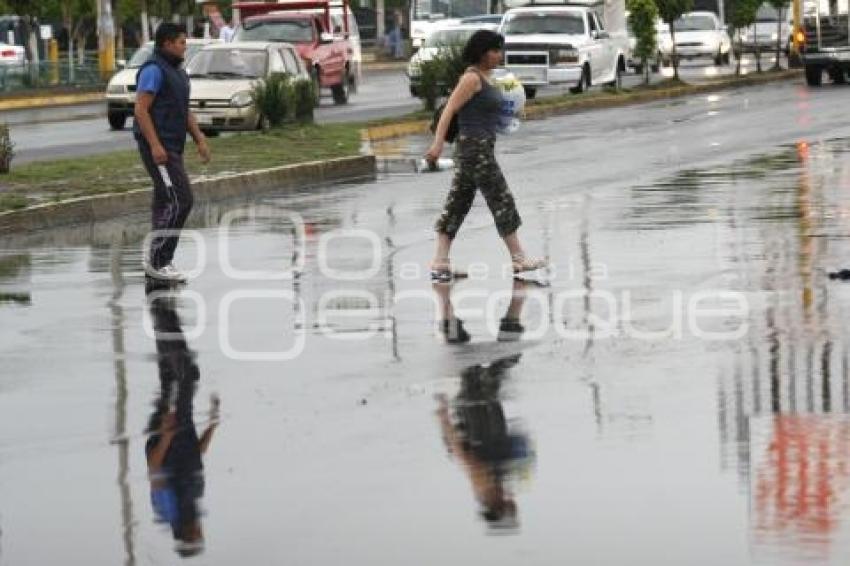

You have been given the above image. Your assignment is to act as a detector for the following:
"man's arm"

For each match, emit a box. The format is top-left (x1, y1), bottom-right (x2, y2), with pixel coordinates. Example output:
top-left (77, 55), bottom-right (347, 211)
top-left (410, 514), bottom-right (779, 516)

top-left (135, 92), bottom-right (168, 165)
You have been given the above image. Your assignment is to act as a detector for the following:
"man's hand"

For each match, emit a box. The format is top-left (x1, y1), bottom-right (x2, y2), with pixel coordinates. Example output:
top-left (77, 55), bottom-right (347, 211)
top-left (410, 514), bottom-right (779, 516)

top-left (197, 138), bottom-right (211, 164)
top-left (152, 144), bottom-right (168, 165)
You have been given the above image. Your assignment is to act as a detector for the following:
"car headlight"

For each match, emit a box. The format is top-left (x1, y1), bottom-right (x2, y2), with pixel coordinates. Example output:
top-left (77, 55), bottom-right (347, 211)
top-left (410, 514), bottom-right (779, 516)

top-left (230, 91), bottom-right (253, 108)
top-left (552, 48), bottom-right (579, 65)
top-left (107, 83), bottom-right (126, 94)
top-left (771, 32), bottom-right (778, 40)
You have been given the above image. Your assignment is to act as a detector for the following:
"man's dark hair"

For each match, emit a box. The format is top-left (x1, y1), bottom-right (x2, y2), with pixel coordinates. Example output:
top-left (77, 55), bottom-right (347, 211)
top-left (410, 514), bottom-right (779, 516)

top-left (462, 30), bottom-right (505, 65)
top-left (155, 22), bottom-right (187, 49)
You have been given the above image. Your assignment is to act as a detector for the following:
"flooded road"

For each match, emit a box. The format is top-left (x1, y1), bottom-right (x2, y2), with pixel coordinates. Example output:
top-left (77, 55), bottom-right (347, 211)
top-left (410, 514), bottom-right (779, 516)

top-left (5, 79), bottom-right (850, 564)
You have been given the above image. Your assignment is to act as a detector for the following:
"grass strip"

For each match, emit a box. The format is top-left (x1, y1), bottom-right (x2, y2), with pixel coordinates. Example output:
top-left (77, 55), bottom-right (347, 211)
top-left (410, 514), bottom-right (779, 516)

top-left (0, 122), bottom-right (362, 212)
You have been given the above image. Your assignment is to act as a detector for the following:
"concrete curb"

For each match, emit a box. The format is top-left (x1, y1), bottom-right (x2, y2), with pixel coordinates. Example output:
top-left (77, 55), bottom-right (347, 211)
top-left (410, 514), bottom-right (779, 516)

top-left (0, 155), bottom-right (375, 236)
top-left (362, 70), bottom-right (802, 142)
top-left (0, 91), bottom-right (104, 112)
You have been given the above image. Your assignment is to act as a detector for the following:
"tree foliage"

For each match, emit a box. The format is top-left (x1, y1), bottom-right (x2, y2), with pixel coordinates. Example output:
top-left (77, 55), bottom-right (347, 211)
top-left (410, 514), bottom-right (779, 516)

top-left (767, 0), bottom-right (791, 69)
top-left (654, 0), bottom-right (693, 80)
top-left (730, 0), bottom-right (761, 74)
top-left (628, 0), bottom-right (659, 84)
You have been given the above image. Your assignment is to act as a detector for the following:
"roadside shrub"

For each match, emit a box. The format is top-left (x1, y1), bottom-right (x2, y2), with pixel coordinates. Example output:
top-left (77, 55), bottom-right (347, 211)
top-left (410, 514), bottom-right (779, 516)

top-left (251, 73), bottom-right (293, 129)
top-left (293, 78), bottom-right (317, 123)
top-left (0, 123), bottom-right (14, 174)
top-left (628, 0), bottom-right (659, 84)
top-left (415, 43), bottom-right (467, 111)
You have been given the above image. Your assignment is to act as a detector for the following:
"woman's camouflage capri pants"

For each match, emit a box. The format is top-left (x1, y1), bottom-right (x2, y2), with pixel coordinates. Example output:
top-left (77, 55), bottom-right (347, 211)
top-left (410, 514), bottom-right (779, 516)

top-left (434, 134), bottom-right (522, 239)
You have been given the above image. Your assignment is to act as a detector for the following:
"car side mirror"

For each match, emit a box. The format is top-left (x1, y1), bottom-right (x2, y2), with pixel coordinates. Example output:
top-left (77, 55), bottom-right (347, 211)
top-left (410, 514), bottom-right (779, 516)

top-left (320, 32), bottom-right (334, 44)
top-left (592, 30), bottom-right (608, 40)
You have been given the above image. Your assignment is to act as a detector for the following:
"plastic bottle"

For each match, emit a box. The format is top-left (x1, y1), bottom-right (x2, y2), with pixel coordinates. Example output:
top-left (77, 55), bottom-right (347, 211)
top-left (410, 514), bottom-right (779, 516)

top-left (416, 158), bottom-right (455, 173)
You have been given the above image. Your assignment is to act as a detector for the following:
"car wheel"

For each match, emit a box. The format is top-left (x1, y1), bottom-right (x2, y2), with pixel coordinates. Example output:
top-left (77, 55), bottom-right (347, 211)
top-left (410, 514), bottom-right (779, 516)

top-left (523, 86), bottom-right (537, 99)
top-left (723, 52), bottom-right (731, 65)
top-left (805, 64), bottom-right (823, 86)
top-left (108, 112), bottom-right (126, 130)
top-left (409, 85), bottom-right (420, 97)
top-left (569, 65), bottom-right (590, 94)
top-left (332, 80), bottom-right (349, 104)
top-left (829, 67), bottom-right (847, 84)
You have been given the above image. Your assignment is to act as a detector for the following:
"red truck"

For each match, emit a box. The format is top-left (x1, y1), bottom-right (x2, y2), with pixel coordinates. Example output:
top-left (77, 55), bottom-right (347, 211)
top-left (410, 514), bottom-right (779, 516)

top-left (233, 0), bottom-right (358, 104)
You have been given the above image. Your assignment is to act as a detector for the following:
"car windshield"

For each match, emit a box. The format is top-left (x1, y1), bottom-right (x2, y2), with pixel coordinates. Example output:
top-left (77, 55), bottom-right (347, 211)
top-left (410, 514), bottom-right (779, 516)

top-left (424, 28), bottom-right (476, 47)
top-left (236, 19), bottom-right (315, 43)
top-left (127, 43), bottom-right (205, 68)
top-left (673, 15), bottom-right (716, 31)
top-left (502, 12), bottom-right (585, 35)
top-left (186, 49), bottom-right (267, 79)
top-left (755, 5), bottom-right (782, 22)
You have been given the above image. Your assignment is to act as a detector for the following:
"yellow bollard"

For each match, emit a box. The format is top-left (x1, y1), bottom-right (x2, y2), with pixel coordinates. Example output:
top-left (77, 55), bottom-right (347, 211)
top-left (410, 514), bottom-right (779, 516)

top-left (48, 39), bottom-right (59, 84)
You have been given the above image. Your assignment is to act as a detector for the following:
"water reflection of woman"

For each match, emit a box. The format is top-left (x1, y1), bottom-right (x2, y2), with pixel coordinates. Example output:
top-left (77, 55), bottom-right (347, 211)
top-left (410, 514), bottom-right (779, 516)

top-left (145, 296), bottom-right (219, 557)
top-left (436, 355), bottom-right (533, 531)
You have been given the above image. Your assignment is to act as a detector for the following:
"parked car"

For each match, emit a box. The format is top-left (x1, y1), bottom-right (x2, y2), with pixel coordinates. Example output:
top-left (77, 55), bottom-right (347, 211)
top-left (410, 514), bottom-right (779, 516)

top-left (734, 3), bottom-right (792, 57)
top-left (233, 1), bottom-right (358, 104)
top-left (187, 41), bottom-right (309, 133)
top-left (660, 11), bottom-right (732, 66)
top-left (500, 4), bottom-right (630, 98)
top-left (407, 24), bottom-right (480, 96)
top-left (799, 0), bottom-right (850, 85)
top-left (104, 38), bottom-right (215, 130)
top-left (0, 41), bottom-right (24, 67)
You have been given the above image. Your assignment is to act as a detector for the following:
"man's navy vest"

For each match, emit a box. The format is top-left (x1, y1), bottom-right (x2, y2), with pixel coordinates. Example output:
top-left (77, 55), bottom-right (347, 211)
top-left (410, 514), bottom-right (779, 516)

top-left (133, 50), bottom-right (191, 154)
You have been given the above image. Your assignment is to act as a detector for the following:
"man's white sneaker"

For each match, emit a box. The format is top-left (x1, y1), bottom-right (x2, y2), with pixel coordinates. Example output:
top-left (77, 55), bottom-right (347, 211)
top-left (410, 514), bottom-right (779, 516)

top-left (149, 264), bottom-right (187, 283)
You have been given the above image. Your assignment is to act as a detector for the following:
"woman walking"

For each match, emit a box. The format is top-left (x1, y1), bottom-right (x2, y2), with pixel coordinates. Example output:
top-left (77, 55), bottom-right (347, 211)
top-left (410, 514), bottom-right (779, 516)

top-left (426, 29), bottom-right (546, 282)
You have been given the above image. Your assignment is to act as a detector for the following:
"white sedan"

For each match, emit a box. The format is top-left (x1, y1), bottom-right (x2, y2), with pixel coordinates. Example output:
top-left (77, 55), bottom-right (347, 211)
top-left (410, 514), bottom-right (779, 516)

top-left (659, 11), bottom-right (732, 66)
top-left (0, 42), bottom-right (25, 66)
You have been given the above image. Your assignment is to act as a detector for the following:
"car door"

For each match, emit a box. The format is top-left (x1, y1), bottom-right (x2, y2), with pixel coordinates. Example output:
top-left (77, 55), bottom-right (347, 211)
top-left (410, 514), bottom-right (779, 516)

top-left (586, 12), bottom-right (606, 83)
top-left (592, 12), bottom-right (615, 81)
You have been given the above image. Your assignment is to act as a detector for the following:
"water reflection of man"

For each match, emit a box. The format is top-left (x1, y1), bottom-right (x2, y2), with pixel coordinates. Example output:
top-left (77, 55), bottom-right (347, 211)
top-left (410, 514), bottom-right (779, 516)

top-left (145, 296), bottom-right (219, 557)
top-left (436, 355), bottom-right (533, 531)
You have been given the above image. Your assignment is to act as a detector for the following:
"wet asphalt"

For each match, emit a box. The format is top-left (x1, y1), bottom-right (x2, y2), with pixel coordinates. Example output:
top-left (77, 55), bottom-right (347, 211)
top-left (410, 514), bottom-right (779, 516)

top-left (4, 77), bottom-right (850, 564)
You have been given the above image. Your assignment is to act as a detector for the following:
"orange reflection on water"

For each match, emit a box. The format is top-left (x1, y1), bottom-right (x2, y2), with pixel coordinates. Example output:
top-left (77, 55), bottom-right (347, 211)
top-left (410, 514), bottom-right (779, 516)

top-left (754, 416), bottom-right (850, 557)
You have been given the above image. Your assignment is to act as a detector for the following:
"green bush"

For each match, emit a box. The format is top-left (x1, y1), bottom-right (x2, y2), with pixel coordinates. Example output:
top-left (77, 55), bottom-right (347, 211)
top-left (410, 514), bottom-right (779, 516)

top-left (415, 44), bottom-right (467, 111)
top-left (0, 123), bottom-right (14, 174)
top-left (293, 78), bottom-right (317, 123)
top-left (251, 73), bottom-right (294, 129)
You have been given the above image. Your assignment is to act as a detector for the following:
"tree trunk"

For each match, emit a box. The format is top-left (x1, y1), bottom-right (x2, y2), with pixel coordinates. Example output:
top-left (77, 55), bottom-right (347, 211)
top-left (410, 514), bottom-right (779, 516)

top-left (140, 0), bottom-right (150, 43)
top-left (774, 9), bottom-right (782, 69)
top-left (670, 22), bottom-right (679, 81)
top-left (736, 35), bottom-right (742, 75)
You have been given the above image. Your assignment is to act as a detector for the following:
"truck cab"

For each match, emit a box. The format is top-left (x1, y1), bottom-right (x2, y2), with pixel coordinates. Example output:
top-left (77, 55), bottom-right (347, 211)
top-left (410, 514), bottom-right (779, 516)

top-left (233, 0), bottom-right (357, 104)
top-left (799, 0), bottom-right (850, 85)
top-left (500, 0), bottom-right (629, 98)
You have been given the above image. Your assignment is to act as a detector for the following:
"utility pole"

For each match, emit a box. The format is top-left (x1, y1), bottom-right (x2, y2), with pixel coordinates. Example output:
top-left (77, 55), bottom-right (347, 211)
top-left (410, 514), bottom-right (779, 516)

top-left (140, 0), bottom-right (150, 44)
top-left (97, 0), bottom-right (116, 79)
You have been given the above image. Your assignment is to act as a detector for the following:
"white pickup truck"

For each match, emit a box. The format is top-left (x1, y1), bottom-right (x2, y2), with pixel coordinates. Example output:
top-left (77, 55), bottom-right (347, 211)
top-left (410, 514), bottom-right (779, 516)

top-left (500, 0), bottom-right (630, 98)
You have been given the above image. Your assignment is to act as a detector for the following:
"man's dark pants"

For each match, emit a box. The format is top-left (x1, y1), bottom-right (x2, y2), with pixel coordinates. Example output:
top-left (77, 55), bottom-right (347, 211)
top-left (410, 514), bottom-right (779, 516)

top-left (138, 141), bottom-right (193, 270)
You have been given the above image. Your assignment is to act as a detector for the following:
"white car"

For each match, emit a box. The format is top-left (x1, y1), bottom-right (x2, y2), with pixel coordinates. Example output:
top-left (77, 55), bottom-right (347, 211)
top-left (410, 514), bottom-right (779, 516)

top-left (501, 5), bottom-right (629, 98)
top-left (407, 24), bottom-right (480, 96)
top-left (104, 38), bottom-right (215, 130)
top-left (0, 42), bottom-right (25, 67)
top-left (735, 3), bottom-right (792, 56)
top-left (188, 41), bottom-right (310, 133)
top-left (660, 11), bottom-right (732, 66)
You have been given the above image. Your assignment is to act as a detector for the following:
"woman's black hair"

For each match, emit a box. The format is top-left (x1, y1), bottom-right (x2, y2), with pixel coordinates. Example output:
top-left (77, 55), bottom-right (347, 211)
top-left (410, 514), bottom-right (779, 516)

top-left (462, 29), bottom-right (505, 65)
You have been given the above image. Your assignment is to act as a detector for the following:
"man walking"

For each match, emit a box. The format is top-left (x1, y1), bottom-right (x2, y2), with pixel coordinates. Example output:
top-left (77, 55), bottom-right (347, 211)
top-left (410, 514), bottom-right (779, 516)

top-left (134, 23), bottom-right (210, 283)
